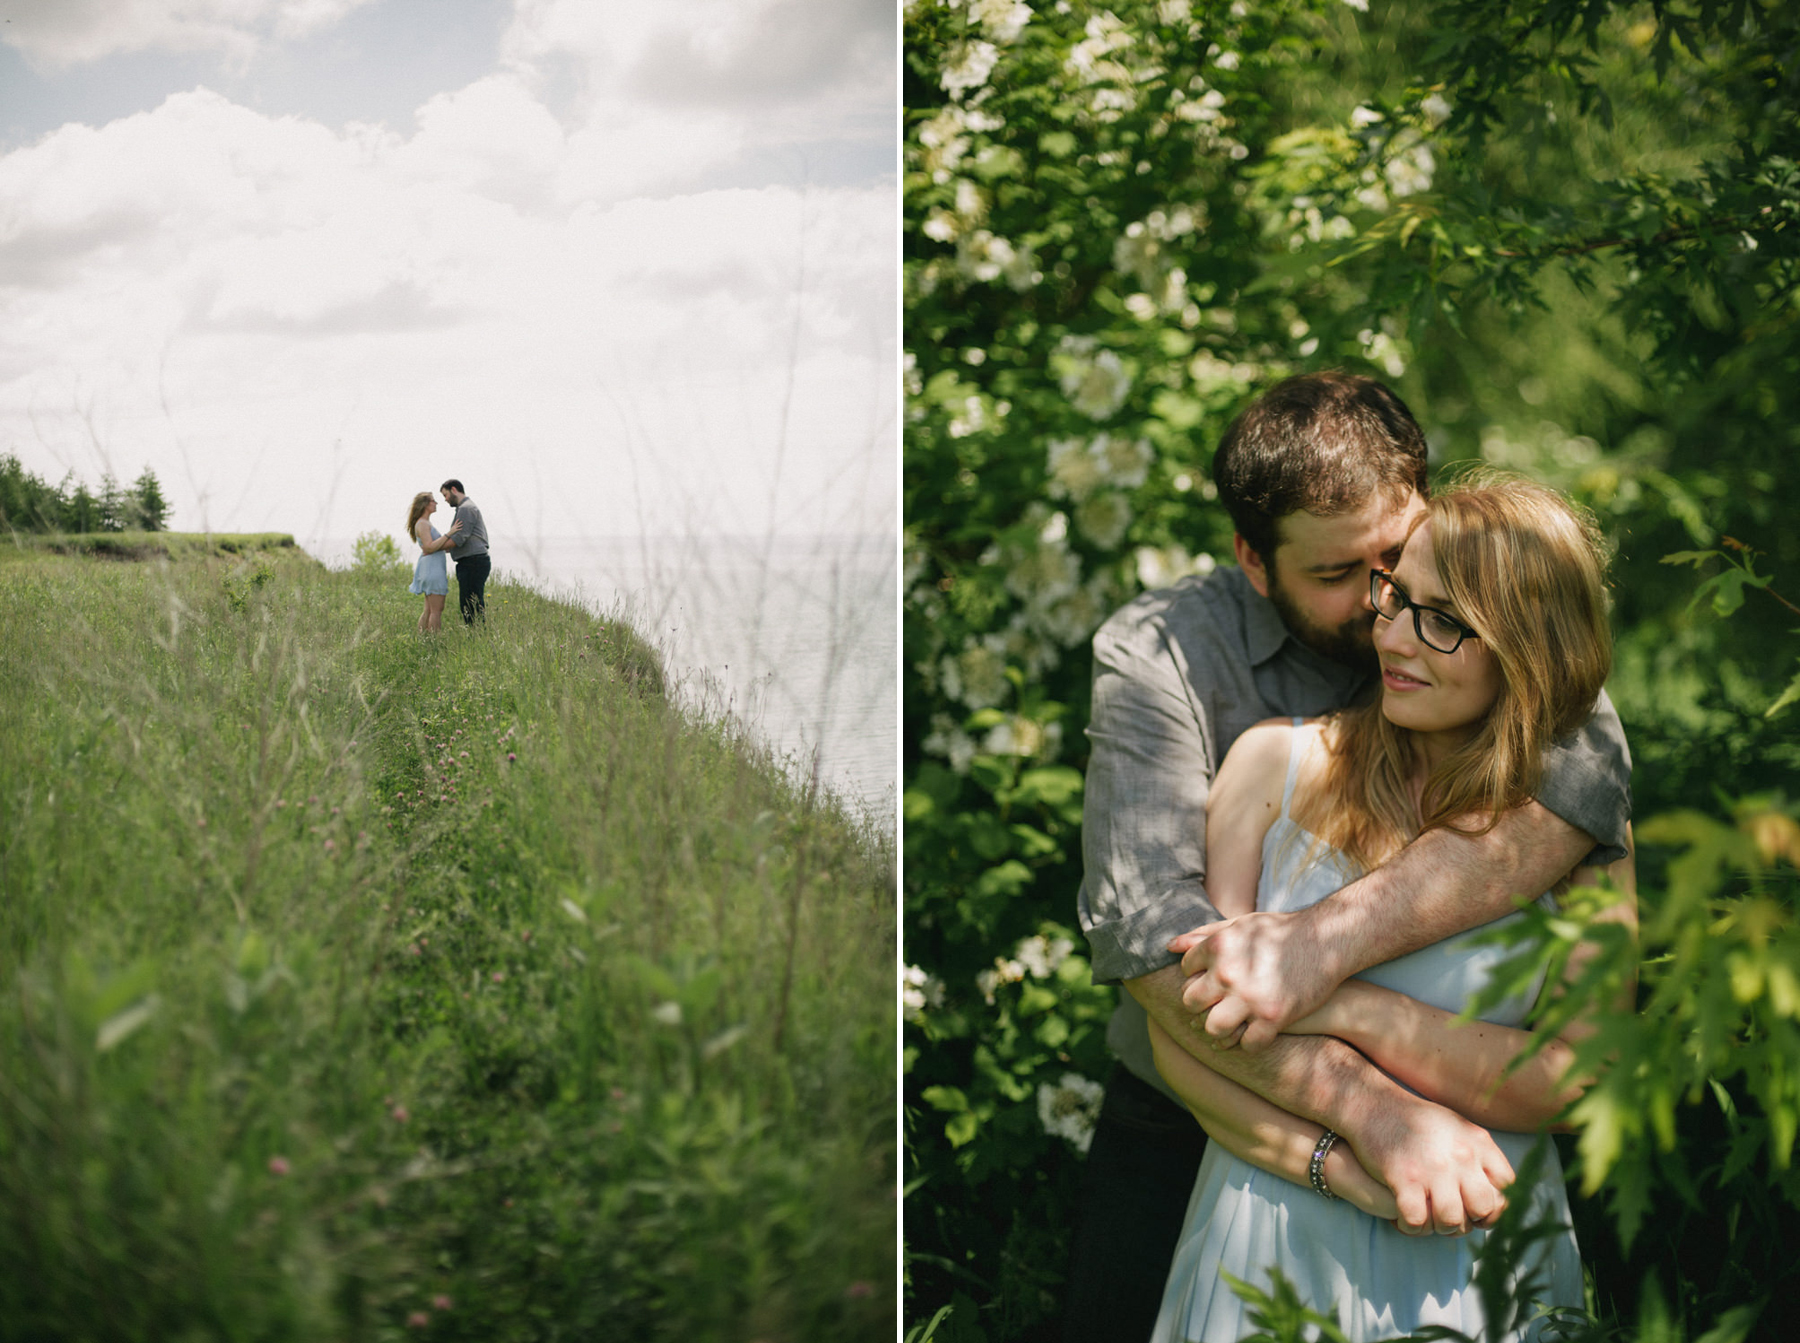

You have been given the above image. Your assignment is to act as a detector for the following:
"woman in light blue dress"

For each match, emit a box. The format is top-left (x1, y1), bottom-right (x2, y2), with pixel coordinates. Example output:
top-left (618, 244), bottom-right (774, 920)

top-left (1149, 476), bottom-right (1637, 1343)
top-left (405, 491), bottom-right (461, 632)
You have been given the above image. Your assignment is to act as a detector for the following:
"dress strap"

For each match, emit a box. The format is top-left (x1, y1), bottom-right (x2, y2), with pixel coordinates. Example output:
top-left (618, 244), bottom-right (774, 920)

top-left (1279, 717), bottom-right (1305, 819)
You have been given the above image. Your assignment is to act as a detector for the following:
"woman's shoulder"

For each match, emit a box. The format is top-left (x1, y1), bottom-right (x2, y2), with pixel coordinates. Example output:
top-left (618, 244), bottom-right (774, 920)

top-left (1214, 717), bottom-right (1335, 813)
top-left (1221, 716), bottom-right (1329, 769)
top-left (1214, 718), bottom-right (1299, 804)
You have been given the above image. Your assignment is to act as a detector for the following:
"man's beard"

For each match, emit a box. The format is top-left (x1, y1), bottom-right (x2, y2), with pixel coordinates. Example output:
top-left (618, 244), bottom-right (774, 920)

top-left (1266, 578), bottom-right (1379, 672)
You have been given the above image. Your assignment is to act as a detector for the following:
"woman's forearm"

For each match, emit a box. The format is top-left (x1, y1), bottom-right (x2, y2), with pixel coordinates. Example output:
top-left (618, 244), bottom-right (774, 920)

top-left (1299, 980), bottom-right (1584, 1132)
top-left (1148, 1021), bottom-right (1396, 1217)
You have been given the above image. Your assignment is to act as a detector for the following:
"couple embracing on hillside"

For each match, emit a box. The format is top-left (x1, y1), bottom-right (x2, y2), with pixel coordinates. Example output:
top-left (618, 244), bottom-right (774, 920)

top-left (1064, 372), bottom-right (1637, 1342)
top-left (404, 479), bottom-right (490, 633)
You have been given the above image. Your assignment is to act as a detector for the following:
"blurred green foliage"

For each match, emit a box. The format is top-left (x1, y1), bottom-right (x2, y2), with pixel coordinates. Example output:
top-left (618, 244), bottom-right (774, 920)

top-left (353, 530), bottom-right (412, 580)
top-left (905, 1), bottom-right (1800, 1339)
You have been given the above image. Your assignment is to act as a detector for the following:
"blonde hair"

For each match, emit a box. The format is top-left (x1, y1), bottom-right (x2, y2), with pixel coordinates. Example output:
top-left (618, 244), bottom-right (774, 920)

top-left (405, 492), bottom-right (433, 545)
top-left (1312, 470), bottom-right (1612, 870)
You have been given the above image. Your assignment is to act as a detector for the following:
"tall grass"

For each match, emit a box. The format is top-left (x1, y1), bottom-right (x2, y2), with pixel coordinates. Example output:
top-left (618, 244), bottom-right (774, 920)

top-left (0, 547), bottom-right (894, 1341)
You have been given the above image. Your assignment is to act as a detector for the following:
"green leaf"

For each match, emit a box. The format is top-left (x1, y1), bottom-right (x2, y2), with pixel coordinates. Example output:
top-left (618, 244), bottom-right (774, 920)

top-left (1767, 664), bottom-right (1800, 719)
top-left (1013, 765), bottom-right (1083, 810)
top-left (945, 1111), bottom-right (980, 1147)
top-left (920, 1085), bottom-right (969, 1113)
top-left (1660, 549), bottom-right (1719, 569)
top-left (96, 994), bottom-right (161, 1052)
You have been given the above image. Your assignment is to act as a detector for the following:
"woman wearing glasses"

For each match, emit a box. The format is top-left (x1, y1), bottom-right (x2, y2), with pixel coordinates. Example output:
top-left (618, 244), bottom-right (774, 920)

top-left (1148, 472), bottom-right (1636, 1342)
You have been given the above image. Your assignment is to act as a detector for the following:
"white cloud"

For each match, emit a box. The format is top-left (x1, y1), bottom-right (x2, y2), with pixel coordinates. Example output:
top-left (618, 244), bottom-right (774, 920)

top-left (2, 0), bottom-right (378, 68)
top-left (503, 0), bottom-right (894, 198)
top-left (0, 81), bottom-right (894, 543)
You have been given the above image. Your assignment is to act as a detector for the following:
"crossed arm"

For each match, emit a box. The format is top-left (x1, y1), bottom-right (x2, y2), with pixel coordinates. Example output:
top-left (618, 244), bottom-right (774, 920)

top-left (1138, 720), bottom-right (1635, 1229)
top-left (416, 518), bottom-right (462, 553)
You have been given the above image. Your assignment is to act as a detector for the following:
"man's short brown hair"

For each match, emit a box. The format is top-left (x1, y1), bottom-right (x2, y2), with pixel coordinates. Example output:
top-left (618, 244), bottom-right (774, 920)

top-left (1212, 371), bottom-right (1429, 563)
top-left (441, 478), bottom-right (465, 495)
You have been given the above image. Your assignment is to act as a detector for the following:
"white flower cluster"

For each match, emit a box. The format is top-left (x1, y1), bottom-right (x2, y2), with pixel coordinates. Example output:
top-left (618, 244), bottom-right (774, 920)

top-left (1053, 335), bottom-right (1133, 420)
top-left (975, 954), bottom-right (1027, 1004)
top-left (941, 39), bottom-right (1001, 97)
top-left (938, 635), bottom-right (1014, 711)
top-left (1187, 349), bottom-right (1263, 395)
top-left (903, 964), bottom-right (948, 1025)
top-left (1064, 10), bottom-right (1135, 80)
top-left (1003, 505), bottom-right (1124, 645)
top-left (971, 0), bottom-right (1035, 43)
top-left (1384, 131), bottom-right (1436, 198)
top-left (1285, 194), bottom-right (1357, 251)
top-left (1357, 323), bottom-right (1408, 379)
top-left (982, 714), bottom-right (1063, 761)
top-left (1038, 1072), bottom-right (1106, 1153)
top-left (1134, 543), bottom-right (1216, 591)
top-left (1175, 85), bottom-right (1228, 125)
top-left (1063, 12), bottom-right (1155, 121)
top-left (1046, 432), bottom-right (1153, 503)
top-left (975, 930), bottom-right (1077, 1003)
top-left (1043, 433), bottom-right (1152, 548)
top-left (1112, 204), bottom-right (1207, 302)
top-left (958, 230), bottom-right (1040, 290)
top-left (912, 106), bottom-right (1040, 292)
top-left (921, 712), bottom-right (978, 773)
top-left (915, 103), bottom-right (1004, 185)
top-left (1015, 932), bottom-right (1076, 978)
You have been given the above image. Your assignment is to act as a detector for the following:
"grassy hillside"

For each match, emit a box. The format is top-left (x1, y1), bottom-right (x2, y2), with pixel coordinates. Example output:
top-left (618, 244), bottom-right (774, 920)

top-left (0, 546), bottom-right (894, 1341)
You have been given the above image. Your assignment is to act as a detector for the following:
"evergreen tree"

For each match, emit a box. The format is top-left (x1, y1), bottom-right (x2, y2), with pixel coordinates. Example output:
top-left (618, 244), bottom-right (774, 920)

top-left (97, 473), bottom-right (128, 532)
top-left (0, 454), bottom-right (62, 531)
top-left (131, 468), bottom-right (170, 531)
top-left (64, 480), bottom-right (99, 534)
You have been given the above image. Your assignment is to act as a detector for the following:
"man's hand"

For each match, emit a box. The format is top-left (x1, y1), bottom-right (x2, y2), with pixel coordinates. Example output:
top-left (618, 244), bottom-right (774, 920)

top-left (1343, 1092), bottom-right (1514, 1237)
top-left (1170, 908), bottom-right (1343, 1052)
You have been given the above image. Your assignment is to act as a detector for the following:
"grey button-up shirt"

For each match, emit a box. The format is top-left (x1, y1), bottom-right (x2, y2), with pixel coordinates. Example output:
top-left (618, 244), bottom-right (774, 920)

top-left (1078, 565), bottom-right (1632, 1097)
top-left (448, 498), bottom-right (489, 561)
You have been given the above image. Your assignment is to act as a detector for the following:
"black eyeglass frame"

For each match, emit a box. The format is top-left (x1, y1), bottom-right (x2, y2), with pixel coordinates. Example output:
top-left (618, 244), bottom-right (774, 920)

top-left (1369, 569), bottom-right (1481, 655)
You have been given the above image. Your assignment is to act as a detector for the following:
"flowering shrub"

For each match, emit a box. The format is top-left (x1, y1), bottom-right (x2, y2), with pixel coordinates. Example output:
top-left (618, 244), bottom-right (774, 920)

top-left (908, 1), bottom-right (1800, 1340)
top-left (904, 1), bottom-right (1392, 1334)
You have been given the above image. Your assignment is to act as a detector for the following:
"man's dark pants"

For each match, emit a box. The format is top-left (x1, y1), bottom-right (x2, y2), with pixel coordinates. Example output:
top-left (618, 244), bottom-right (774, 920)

top-left (454, 554), bottom-right (490, 625)
top-left (1062, 1065), bottom-right (1208, 1343)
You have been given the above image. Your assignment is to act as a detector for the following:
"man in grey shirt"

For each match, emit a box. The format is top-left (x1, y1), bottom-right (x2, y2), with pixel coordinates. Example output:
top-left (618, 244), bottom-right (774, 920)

top-left (1061, 373), bottom-right (1631, 1341)
top-left (440, 479), bottom-right (490, 625)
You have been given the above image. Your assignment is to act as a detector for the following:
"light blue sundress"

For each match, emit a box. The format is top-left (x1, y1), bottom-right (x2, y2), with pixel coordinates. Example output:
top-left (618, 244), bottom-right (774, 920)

top-left (1151, 724), bottom-right (1584, 1343)
top-left (410, 526), bottom-right (448, 595)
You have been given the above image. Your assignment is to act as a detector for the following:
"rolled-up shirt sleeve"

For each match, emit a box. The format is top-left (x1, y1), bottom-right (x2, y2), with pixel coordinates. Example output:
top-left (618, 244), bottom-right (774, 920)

top-left (1536, 687), bottom-right (1633, 865)
top-left (1078, 605), bottom-right (1224, 985)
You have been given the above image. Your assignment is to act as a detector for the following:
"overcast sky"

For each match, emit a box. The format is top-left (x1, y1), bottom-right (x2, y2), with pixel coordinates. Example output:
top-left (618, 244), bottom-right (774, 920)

top-left (0, 0), bottom-right (896, 549)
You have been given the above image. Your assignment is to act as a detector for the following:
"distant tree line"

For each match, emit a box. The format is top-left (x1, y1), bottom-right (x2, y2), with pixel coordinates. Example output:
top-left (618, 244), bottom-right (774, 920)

top-left (0, 453), bottom-right (170, 533)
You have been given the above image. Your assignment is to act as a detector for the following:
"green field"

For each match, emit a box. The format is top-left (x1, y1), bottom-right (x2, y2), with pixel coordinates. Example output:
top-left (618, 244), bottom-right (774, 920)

top-left (0, 542), bottom-right (894, 1341)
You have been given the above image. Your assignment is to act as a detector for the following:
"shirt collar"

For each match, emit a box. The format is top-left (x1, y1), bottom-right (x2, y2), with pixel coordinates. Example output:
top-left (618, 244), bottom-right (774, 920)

top-left (1243, 583), bottom-right (1291, 666)
top-left (1240, 576), bottom-right (1372, 695)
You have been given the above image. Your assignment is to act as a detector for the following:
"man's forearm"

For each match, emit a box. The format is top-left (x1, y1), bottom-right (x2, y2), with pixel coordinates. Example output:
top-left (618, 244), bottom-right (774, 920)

top-left (1128, 965), bottom-right (1402, 1133)
top-left (1302, 800), bottom-right (1594, 987)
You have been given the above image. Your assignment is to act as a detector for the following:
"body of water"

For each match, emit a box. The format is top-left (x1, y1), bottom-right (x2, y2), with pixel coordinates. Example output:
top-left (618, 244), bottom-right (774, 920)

top-left (311, 532), bottom-right (896, 820)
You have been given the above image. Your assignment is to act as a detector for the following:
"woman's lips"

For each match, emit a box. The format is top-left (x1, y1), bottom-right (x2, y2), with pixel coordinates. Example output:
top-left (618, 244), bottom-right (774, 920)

top-left (1381, 664), bottom-right (1429, 691)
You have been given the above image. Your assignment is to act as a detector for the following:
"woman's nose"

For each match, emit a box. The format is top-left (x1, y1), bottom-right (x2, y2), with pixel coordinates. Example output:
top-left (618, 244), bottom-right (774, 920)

top-left (1374, 609), bottom-right (1411, 655)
